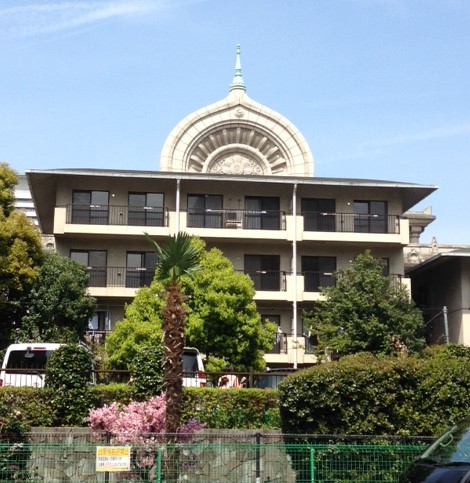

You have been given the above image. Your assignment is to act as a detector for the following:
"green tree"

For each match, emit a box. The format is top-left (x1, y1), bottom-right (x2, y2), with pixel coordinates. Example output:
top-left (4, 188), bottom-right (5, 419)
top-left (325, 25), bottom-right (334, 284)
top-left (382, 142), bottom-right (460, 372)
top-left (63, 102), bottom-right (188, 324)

top-left (0, 162), bottom-right (18, 217)
top-left (105, 284), bottom-right (165, 369)
top-left (17, 253), bottom-right (96, 342)
top-left (106, 318), bottom-right (157, 370)
top-left (303, 250), bottom-right (425, 357)
top-left (185, 247), bottom-right (277, 371)
top-left (0, 164), bottom-right (43, 347)
top-left (146, 232), bottom-right (201, 436)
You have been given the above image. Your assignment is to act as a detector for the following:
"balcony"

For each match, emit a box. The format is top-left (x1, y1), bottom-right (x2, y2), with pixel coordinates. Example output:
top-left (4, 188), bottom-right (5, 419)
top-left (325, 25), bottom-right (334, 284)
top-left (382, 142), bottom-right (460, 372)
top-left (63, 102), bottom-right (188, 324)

top-left (84, 266), bottom-right (155, 288)
top-left (244, 270), bottom-right (287, 292)
top-left (303, 212), bottom-right (400, 234)
top-left (187, 208), bottom-right (286, 230)
top-left (302, 271), bottom-right (335, 292)
top-left (266, 332), bottom-right (288, 354)
top-left (65, 204), bottom-right (168, 226)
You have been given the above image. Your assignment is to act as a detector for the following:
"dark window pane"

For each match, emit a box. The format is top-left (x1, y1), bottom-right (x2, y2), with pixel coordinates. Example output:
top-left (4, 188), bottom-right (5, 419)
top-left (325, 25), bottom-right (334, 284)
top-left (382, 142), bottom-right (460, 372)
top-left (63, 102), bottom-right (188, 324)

top-left (245, 197), bottom-right (280, 230)
top-left (302, 198), bottom-right (336, 231)
top-left (245, 255), bottom-right (280, 290)
top-left (71, 250), bottom-right (107, 287)
top-left (128, 193), bottom-right (164, 226)
top-left (354, 201), bottom-right (388, 233)
top-left (187, 194), bottom-right (222, 228)
top-left (302, 256), bottom-right (336, 291)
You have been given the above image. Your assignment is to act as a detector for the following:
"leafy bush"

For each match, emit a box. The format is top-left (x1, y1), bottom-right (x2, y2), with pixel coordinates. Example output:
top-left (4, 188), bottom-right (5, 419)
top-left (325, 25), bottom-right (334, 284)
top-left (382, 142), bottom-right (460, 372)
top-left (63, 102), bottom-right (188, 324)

top-left (45, 343), bottom-right (94, 426)
top-left (0, 388), bottom-right (53, 429)
top-left (182, 387), bottom-right (280, 429)
top-left (130, 345), bottom-right (164, 399)
top-left (89, 383), bottom-right (135, 408)
top-left (279, 346), bottom-right (470, 437)
top-left (0, 391), bottom-right (30, 481)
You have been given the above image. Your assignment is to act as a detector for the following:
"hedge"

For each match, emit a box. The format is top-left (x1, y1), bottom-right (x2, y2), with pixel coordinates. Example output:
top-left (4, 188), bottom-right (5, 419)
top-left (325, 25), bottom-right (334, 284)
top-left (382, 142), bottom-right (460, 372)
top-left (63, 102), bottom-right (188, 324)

top-left (279, 346), bottom-right (470, 437)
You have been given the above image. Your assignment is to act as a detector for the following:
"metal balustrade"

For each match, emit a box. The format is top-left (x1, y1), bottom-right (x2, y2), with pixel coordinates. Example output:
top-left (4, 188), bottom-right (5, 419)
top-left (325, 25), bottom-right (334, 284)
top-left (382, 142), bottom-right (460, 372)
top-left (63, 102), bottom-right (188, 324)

top-left (302, 271), bottom-right (336, 292)
top-left (65, 204), bottom-right (168, 226)
top-left (244, 270), bottom-right (287, 291)
top-left (303, 211), bottom-right (401, 234)
top-left (267, 332), bottom-right (288, 354)
top-left (187, 208), bottom-right (286, 230)
top-left (64, 205), bottom-right (402, 235)
top-left (85, 266), bottom-right (155, 288)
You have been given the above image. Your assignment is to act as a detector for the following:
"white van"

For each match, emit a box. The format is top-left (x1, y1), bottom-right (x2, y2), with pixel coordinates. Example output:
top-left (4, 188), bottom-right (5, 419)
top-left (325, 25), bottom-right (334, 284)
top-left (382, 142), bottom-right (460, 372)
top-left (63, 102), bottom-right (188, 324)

top-left (182, 347), bottom-right (206, 387)
top-left (0, 343), bottom-right (63, 388)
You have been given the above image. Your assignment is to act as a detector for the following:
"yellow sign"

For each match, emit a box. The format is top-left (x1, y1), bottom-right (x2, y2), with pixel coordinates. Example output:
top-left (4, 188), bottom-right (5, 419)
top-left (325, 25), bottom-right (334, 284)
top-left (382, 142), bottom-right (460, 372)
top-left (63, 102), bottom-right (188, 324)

top-left (96, 446), bottom-right (131, 472)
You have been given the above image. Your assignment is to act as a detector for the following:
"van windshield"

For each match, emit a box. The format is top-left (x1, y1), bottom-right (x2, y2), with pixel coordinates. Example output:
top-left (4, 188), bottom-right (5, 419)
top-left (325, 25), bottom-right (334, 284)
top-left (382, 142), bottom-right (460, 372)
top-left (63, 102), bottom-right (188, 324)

top-left (6, 349), bottom-right (54, 370)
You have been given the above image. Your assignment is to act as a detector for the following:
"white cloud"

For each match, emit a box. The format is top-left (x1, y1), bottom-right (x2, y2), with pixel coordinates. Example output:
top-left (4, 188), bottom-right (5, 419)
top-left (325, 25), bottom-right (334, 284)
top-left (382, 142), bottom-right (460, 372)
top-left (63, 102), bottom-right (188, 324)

top-left (0, 1), bottom-right (175, 38)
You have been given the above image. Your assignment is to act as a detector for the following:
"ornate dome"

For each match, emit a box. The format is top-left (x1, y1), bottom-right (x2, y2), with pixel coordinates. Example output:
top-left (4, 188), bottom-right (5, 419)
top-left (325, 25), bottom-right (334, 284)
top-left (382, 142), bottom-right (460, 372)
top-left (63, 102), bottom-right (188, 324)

top-left (159, 45), bottom-right (314, 177)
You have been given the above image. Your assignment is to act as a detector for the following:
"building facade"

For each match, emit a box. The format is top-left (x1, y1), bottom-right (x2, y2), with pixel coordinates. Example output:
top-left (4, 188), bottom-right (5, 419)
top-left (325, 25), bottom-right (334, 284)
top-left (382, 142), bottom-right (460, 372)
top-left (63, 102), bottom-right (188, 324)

top-left (27, 47), bottom-right (437, 367)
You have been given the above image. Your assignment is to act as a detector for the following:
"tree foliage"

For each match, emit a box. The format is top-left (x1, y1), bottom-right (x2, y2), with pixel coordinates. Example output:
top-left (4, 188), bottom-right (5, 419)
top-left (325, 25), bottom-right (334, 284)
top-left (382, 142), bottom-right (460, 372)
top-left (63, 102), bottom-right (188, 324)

top-left (17, 253), bottom-right (96, 343)
top-left (185, 248), bottom-right (277, 371)
top-left (105, 284), bottom-right (165, 369)
top-left (106, 317), bottom-right (164, 370)
top-left (0, 162), bottom-right (18, 218)
top-left (107, 239), bottom-right (277, 373)
top-left (0, 164), bottom-right (43, 347)
top-left (45, 344), bottom-right (94, 426)
top-left (303, 250), bottom-right (425, 357)
top-left (130, 344), bottom-right (165, 399)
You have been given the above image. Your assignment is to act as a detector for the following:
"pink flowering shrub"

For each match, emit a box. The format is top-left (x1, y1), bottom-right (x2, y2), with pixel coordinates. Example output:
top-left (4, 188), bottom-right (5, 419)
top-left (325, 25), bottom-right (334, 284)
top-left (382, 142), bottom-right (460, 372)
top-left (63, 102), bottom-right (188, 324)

top-left (87, 395), bottom-right (205, 478)
top-left (87, 395), bottom-right (167, 444)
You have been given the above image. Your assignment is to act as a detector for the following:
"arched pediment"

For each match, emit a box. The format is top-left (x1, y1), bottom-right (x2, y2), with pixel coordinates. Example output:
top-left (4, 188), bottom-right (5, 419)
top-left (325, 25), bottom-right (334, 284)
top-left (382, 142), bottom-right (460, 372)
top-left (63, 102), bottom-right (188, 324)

top-left (159, 46), bottom-right (314, 177)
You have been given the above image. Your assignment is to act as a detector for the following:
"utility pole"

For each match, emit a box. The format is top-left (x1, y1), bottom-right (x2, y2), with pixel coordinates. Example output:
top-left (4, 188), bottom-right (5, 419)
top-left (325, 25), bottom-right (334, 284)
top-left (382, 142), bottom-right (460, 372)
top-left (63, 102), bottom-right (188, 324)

top-left (443, 305), bottom-right (450, 345)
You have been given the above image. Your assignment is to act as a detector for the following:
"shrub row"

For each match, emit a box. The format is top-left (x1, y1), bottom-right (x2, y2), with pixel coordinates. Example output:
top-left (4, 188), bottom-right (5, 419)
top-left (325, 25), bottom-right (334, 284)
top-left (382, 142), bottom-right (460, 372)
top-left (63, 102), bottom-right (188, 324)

top-left (279, 345), bottom-right (470, 437)
top-left (0, 385), bottom-right (280, 430)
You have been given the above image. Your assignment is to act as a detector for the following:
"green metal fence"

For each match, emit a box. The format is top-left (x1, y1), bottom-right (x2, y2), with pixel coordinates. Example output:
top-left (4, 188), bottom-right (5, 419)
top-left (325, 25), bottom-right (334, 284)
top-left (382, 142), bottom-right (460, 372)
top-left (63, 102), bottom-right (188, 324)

top-left (0, 436), bottom-right (429, 483)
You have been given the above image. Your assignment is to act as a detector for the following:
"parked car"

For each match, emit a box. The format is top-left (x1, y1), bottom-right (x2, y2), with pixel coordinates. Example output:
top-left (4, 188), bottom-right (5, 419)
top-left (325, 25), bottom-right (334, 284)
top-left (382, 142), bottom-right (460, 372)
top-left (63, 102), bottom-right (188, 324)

top-left (0, 343), bottom-right (63, 388)
top-left (400, 416), bottom-right (470, 482)
top-left (0, 342), bottom-right (95, 388)
top-left (182, 347), bottom-right (206, 387)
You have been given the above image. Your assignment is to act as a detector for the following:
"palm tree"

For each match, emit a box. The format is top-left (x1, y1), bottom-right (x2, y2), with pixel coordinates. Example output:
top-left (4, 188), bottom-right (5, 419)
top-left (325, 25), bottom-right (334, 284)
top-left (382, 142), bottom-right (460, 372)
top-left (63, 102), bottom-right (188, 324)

top-left (146, 232), bottom-right (201, 435)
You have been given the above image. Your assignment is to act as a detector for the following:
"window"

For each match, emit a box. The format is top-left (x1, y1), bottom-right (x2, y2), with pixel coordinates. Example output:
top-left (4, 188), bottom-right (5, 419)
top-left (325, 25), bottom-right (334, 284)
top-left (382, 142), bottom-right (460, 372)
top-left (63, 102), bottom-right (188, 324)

top-left (244, 255), bottom-right (281, 291)
top-left (245, 197), bottom-right (280, 230)
top-left (187, 194), bottom-right (223, 228)
top-left (301, 198), bottom-right (336, 231)
top-left (88, 311), bottom-right (107, 331)
top-left (126, 252), bottom-right (157, 288)
top-left (128, 192), bottom-right (164, 226)
top-left (71, 250), bottom-right (107, 287)
top-left (301, 256), bottom-right (336, 291)
top-left (354, 201), bottom-right (388, 233)
top-left (72, 191), bottom-right (109, 224)
top-left (378, 258), bottom-right (390, 276)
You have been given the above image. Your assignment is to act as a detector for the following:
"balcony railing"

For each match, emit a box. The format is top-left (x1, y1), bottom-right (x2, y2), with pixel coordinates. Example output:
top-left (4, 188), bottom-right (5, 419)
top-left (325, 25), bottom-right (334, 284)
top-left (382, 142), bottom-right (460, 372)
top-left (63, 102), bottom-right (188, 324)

top-left (267, 332), bottom-right (288, 354)
top-left (303, 212), bottom-right (400, 234)
top-left (85, 266), bottom-right (155, 288)
top-left (66, 204), bottom-right (168, 227)
top-left (85, 329), bottom-right (111, 346)
top-left (244, 270), bottom-right (287, 291)
top-left (302, 271), bottom-right (336, 292)
top-left (187, 208), bottom-right (286, 230)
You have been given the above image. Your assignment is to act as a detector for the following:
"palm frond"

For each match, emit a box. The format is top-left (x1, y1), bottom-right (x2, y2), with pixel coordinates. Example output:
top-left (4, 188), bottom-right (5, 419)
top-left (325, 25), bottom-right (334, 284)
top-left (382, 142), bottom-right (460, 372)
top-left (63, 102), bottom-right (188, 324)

top-left (145, 232), bottom-right (201, 282)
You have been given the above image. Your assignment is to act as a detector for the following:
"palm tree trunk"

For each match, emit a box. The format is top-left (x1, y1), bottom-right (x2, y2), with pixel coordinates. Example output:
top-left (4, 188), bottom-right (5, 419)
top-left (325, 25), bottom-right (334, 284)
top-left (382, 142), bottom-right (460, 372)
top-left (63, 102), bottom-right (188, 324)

top-left (163, 282), bottom-right (184, 481)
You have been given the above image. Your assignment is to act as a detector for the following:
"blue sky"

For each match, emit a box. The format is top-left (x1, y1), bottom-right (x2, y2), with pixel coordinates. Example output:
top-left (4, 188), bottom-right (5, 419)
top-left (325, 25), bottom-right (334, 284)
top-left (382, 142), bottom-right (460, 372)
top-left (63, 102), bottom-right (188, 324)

top-left (1, 0), bottom-right (469, 244)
